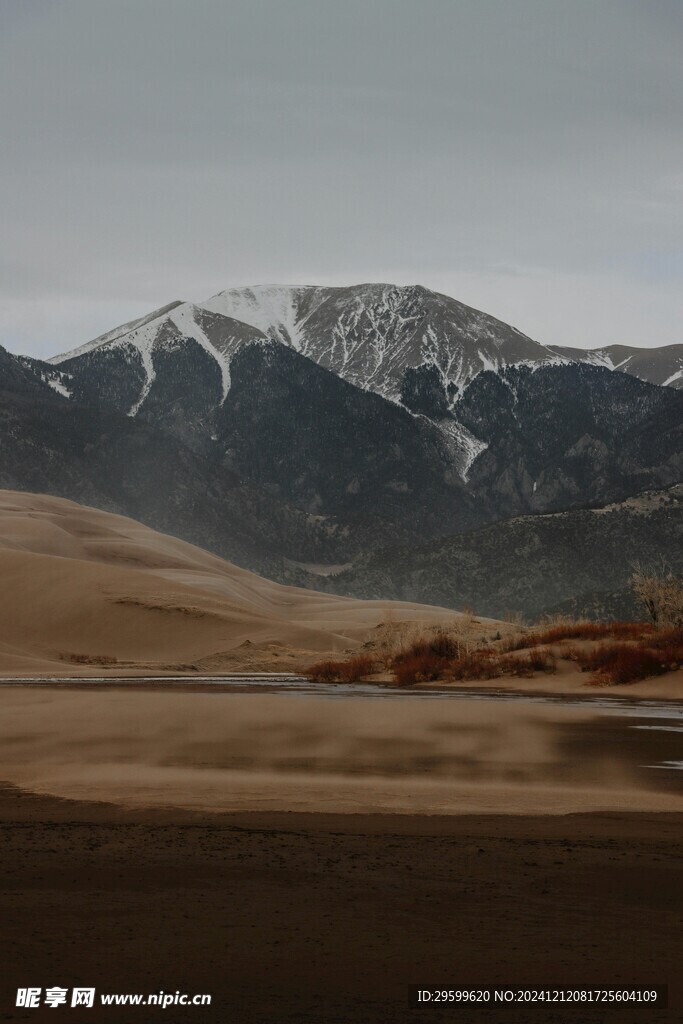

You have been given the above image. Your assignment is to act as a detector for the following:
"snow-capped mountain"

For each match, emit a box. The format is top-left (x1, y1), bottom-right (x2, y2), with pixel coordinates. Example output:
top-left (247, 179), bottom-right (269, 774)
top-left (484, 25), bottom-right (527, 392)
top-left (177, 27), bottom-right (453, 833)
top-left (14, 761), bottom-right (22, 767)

top-left (4, 311), bottom-right (683, 618)
top-left (549, 343), bottom-right (683, 390)
top-left (51, 283), bottom-right (564, 422)
top-left (51, 301), bottom-right (266, 419)
top-left (201, 283), bottom-right (564, 403)
top-left (48, 284), bottom-right (554, 476)
top-left (204, 284), bottom-right (683, 396)
top-left (46, 282), bottom-right (683, 483)
top-left (50, 284), bottom-right (683, 431)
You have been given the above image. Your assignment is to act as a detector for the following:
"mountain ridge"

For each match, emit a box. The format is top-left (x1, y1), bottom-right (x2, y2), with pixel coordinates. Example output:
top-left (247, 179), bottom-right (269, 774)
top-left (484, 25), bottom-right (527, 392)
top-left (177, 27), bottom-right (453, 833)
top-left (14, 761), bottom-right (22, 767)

top-left (49, 283), bottom-right (683, 408)
top-left (292, 483), bottom-right (683, 621)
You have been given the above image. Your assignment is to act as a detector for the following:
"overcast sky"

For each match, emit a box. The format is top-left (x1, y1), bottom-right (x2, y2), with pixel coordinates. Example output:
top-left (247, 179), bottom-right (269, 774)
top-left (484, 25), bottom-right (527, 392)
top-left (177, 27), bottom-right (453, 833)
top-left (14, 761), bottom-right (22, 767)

top-left (1, 0), bottom-right (681, 359)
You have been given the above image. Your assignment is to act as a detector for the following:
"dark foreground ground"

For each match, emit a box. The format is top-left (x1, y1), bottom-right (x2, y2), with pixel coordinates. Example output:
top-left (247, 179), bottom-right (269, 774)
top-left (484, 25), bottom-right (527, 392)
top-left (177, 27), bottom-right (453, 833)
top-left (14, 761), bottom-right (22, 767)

top-left (0, 785), bottom-right (680, 1024)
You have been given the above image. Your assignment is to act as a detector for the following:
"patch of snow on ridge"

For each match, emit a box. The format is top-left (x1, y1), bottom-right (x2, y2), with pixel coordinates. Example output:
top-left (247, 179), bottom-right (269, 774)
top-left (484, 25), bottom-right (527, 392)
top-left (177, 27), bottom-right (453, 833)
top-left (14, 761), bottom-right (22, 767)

top-left (437, 419), bottom-right (488, 480)
top-left (46, 377), bottom-right (72, 398)
top-left (584, 350), bottom-right (614, 369)
top-left (202, 285), bottom-right (307, 351)
top-left (126, 326), bottom-right (157, 417)
top-left (663, 368), bottom-right (683, 387)
top-left (168, 304), bottom-right (231, 403)
top-left (68, 301), bottom-right (236, 415)
top-left (49, 301), bottom-right (184, 365)
top-left (477, 349), bottom-right (502, 375)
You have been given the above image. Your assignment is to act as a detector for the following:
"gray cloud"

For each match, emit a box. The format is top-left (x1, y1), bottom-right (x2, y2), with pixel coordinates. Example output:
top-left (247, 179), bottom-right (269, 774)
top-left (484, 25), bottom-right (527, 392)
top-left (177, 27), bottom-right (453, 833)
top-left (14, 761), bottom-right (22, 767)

top-left (1, 0), bottom-right (681, 358)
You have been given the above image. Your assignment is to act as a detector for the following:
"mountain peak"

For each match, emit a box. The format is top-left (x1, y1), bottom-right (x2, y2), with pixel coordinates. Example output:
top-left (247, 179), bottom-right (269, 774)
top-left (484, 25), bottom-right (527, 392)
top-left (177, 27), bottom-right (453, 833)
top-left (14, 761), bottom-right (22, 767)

top-left (200, 282), bottom-right (556, 402)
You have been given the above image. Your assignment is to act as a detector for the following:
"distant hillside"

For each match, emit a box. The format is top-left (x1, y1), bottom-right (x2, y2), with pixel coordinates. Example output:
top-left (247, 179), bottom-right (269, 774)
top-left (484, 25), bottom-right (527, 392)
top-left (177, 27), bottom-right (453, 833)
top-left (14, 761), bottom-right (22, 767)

top-left (294, 485), bottom-right (683, 622)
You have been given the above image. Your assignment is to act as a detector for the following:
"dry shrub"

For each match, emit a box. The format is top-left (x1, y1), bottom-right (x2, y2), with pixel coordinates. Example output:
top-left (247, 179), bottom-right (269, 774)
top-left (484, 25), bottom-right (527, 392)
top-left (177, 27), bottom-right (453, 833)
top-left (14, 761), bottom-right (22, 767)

top-left (503, 621), bottom-right (650, 651)
top-left (393, 635), bottom-right (560, 685)
top-left (429, 632), bottom-right (461, 658)
top-left (305, 654), bottom-right (376, 684)
top-left (340, 654), bottom-right (376, 681)
top-left (374, 621), bottom-right (426, 664)
top-left (305, 659), bottom-right (343, 683)
top-left (649, 625), bottom-right (683, 649)
top-left (393, 634), bottom-right (459, 664)
top-left (524, 648), bottom-right (558, 673)
top-left (391, 633), bottom-right (460, 684)
top-left (576, 637), bottom-right (683, 686)
top-left (449, 654), bottom-right (502, 681)
top-left (393, 650), bottom-right (449, 686)
top-left (498, 654), bottom-right (533, 678)
top-left (496, 649), bottom-right (557, 677)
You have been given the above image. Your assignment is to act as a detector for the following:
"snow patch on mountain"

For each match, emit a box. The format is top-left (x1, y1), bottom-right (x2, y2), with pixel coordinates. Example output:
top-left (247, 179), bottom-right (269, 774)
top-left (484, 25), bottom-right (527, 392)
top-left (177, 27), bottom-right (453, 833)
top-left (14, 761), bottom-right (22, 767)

top-left (54, 301), bottom-right (243, 415)
top-left (437, 419), bottom-right (488, 479)
top-left (50, 301), bottom-right (184, 365)
top-left (203, 285), bottom-right (317, 351)
top-left (548, 343), bottom-right (683, 390)
top-left (46, 376), bottom-right (72, 399)
top-left (198, 283), bottom-right (563, 408)
top-left (167, 304), bottom-right (232, 403)
top-left (121, 304), bottom-right (234, 415)
top-left (126, 327), bottom-right (157, 416)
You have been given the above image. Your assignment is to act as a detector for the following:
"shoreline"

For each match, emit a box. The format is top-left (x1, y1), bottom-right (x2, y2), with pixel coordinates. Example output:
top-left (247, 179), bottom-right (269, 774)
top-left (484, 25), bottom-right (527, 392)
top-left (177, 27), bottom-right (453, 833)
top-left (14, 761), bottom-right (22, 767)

top-left (3, 779), bottom-right (683, 830)
top-left (0, 669), bottom-right (681, 703)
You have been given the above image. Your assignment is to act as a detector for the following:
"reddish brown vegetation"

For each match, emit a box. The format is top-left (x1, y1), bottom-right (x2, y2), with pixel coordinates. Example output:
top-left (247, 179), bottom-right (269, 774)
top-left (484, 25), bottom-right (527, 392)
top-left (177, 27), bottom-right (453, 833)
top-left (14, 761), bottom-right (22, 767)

top-left (305, 654), bottom-right (376, 684)
top-left (392, 637), bottom-right (558, 685)
top-left (575, 629), bottom-right (683, 686)
top-left (391, 633), bottom-right (460, 686)
top-left (309, 624), bottom-right (682, 689)
top-left (503, 621), bottom-right (651, 651)
top-left (389, 621), bottom-right (680, 687)
top-left (518, 648), bottom-right (558, 674)
top-left (393, 651), bottom-right (451, 686)
top-left (449, 654), bottom-right (502, 681)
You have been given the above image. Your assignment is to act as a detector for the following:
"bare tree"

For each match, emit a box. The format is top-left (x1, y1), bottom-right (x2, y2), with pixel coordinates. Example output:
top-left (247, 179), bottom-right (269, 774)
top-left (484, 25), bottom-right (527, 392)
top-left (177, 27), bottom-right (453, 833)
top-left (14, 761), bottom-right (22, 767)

top-left (503, 609), bottom-right (526, 628)
top-left (452, 606), bottom-right (478, 656)
top-left (631, 564), bottom-right (683, 629)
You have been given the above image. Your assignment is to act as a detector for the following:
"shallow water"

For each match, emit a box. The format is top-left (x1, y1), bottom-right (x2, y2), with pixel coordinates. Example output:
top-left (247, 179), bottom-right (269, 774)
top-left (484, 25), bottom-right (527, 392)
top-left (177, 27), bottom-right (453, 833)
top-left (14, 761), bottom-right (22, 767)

top-left (1, 675), bottom-right (682, 790)
top-left (4, 671), bottom-right (683, 716)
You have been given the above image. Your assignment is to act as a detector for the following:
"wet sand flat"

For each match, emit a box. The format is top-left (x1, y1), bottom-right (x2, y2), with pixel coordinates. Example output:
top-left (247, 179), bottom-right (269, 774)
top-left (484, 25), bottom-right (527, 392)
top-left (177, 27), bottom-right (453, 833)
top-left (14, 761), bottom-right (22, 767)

top-left (0, 788), bottom-right (681, 1023)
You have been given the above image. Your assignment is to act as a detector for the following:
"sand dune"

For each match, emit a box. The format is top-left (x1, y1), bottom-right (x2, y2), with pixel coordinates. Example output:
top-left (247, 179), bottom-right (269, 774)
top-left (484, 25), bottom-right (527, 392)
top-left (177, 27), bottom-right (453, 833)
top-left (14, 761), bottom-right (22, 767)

top-left (0, 490), bottom-right (463, 675)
